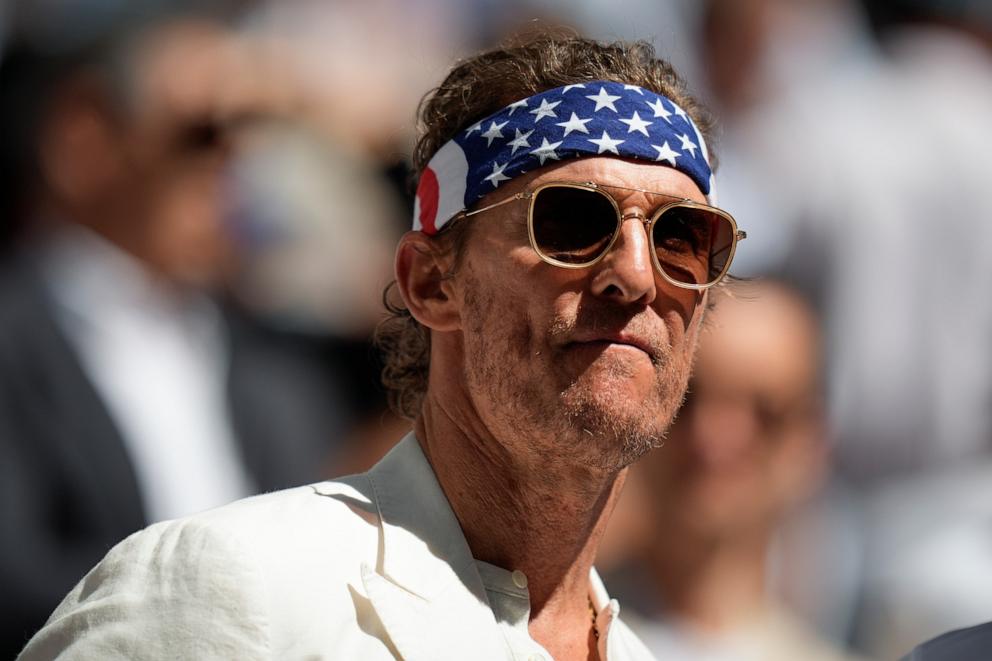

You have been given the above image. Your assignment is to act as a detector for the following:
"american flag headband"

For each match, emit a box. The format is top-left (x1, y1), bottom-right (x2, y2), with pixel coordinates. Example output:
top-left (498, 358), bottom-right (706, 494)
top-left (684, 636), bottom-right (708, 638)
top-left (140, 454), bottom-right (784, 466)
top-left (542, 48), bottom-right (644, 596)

top-left (412, 80), bottom-right (715, 235)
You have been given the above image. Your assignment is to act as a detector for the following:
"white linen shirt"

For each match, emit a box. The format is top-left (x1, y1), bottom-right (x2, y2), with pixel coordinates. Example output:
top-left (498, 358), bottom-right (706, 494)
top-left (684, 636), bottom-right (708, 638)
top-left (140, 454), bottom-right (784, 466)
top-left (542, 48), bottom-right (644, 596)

top-left (19, 433), bottom-right (656, 661)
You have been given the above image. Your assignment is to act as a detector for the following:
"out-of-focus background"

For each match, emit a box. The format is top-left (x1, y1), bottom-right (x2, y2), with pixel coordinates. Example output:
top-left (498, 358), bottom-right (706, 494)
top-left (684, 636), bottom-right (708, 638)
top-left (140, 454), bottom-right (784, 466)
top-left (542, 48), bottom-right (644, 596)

top-left (1, 0), bottom-right (990, 658)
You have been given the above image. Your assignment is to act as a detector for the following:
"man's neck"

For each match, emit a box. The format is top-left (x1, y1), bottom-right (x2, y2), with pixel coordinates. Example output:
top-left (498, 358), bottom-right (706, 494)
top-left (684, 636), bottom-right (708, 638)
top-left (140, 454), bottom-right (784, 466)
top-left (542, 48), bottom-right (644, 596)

top-left (415, 396), bottom-right (623, 659)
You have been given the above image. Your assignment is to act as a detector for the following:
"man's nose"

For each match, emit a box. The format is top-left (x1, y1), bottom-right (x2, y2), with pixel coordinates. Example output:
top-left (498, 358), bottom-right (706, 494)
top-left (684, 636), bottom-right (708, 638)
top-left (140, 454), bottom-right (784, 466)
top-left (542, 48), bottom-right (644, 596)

top-left (589, 212), bottom-right (657, 305)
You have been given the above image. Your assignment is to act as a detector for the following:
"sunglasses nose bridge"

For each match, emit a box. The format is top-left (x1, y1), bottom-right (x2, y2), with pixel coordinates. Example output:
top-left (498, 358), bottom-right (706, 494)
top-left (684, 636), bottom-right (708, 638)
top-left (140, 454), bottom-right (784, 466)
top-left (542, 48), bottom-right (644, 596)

top-left (616, 209), bottom-right (651, 260)
top-left (606, 209), bottom-right (656, 274)
top-left (619, 210), bottom-right (652, 235)
top-left (617, 210), bottom-right (654, 251)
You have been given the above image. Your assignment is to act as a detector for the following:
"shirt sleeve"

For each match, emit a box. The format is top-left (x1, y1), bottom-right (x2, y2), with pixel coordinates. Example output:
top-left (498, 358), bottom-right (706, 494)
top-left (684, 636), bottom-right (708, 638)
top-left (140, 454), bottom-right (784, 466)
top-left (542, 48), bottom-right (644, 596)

top-left (17, 517), bottom-right (272, 660)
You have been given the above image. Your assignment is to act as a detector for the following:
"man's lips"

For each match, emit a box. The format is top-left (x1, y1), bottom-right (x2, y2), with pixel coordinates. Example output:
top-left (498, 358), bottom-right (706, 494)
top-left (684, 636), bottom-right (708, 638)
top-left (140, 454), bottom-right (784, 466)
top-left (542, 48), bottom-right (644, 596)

top-left (565, 332), bottom-right (657, 360)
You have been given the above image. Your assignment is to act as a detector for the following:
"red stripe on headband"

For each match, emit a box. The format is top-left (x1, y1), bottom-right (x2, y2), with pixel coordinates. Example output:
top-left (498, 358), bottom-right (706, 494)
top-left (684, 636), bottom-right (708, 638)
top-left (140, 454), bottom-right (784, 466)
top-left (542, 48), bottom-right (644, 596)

top-left (417, 167), bottom-right (440, 235)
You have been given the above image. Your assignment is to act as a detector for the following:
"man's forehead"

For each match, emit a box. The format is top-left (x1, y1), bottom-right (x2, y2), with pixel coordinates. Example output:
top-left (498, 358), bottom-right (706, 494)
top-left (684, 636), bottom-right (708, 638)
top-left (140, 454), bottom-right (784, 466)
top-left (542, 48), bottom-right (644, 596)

top-left (129, 20), bottom-right (241, 124)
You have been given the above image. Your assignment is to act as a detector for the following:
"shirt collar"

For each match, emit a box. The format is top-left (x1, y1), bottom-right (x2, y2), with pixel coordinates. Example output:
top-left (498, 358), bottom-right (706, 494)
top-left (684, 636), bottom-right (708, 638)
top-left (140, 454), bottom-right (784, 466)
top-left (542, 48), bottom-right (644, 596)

top-left (360, 433), bottom-right (638, 659)
top-left (38, 223), bottom-right (221, 344)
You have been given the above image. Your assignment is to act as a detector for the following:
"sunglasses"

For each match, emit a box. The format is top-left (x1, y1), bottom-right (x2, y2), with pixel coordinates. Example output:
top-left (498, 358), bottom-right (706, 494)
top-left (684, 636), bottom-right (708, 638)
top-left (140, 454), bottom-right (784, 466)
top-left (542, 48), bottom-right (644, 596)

top-left (174, 119), bottom-right (228, 153)
top-left (459, 181), bottom-right (746, 290)
top-left (167, 112), bottom-right (264, 156)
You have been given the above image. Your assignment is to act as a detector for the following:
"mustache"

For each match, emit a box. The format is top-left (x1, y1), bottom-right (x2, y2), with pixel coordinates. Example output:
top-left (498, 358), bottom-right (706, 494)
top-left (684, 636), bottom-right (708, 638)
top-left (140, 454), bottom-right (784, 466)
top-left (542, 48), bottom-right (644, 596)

top-left (547, 303), bottom-right (671, 362)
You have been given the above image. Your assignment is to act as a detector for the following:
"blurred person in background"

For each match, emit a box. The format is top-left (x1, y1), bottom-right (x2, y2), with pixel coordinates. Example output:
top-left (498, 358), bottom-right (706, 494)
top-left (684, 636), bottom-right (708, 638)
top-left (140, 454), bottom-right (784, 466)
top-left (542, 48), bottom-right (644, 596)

top-left (224, 120), bottom-right (411, 474)
top-left (691, 0), bottom-right (876, 279)
top-left (689, 0), bottom-right (877, 645)
top-left (0, 4), bottom-right (349, 654)
top-left (852, 3), bottom-right (992, 645)
top-left (215, 0), bottom-right (482, 473)
top-left (607, 281), bottom-right (859, 661)
top-left (693, 0), bottom-right (992, 655)
top-left (697, 0), bottom-right (992, 485)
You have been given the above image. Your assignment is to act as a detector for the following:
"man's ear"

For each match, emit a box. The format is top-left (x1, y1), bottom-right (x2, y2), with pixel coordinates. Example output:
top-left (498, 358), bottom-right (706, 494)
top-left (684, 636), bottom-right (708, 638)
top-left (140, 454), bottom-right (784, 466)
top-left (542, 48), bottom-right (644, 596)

top-left (40, 74), bottom-right (127, 208)
top-left (394, 231), bottom-right (462, 331)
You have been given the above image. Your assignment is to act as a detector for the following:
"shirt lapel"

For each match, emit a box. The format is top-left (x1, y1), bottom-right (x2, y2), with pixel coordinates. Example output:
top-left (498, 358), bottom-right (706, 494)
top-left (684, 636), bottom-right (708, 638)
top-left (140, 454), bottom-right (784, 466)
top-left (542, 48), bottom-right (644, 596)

top-left (361, 434), bottom-right (508, 661)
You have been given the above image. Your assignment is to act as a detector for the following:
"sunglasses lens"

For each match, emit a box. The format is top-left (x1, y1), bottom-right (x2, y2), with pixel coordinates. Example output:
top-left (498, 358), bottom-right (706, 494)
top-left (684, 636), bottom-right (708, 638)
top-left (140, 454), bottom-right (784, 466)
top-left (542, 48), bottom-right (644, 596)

top-left (652, 206), bottom-right (735, 286)
top-left (531, 186), bottom-right (618, 264)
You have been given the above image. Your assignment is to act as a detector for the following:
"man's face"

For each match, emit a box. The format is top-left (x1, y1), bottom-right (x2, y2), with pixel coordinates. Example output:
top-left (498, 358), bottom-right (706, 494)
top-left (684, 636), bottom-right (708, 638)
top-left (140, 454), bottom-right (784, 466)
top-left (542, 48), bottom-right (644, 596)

top-left (447, 156), bottom-right (708, 473)
top-left (119, 21), bottom-right (242, 288)
top-left (49, 20), bottom-right (243, 288)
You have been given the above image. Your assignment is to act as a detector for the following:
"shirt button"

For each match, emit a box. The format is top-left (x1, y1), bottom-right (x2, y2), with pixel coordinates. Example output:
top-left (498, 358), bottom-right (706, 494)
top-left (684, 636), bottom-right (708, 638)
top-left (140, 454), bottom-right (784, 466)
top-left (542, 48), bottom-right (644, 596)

top-left (511, 570), bottom-right (528, 589)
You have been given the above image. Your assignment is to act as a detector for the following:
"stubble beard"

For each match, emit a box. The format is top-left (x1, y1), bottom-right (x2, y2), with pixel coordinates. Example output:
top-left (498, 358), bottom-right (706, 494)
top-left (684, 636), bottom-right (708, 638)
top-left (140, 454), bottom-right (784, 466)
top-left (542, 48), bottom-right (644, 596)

top-left (552, 314), bottom-right (692, 472)
top-left (462, 275), bottom-right (693, 474)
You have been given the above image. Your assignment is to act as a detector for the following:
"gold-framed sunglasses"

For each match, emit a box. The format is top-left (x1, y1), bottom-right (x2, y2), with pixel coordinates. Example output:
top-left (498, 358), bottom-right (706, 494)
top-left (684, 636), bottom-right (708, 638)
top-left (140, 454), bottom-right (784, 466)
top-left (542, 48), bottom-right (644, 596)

top-left (458, 181), bottom-right (747, 290)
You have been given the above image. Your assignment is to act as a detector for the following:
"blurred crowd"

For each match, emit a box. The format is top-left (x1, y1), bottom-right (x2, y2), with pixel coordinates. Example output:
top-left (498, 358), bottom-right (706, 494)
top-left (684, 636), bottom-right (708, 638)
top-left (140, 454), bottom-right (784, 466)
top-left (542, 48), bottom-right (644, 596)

top-left (1, 0), bottom-right (990, 659)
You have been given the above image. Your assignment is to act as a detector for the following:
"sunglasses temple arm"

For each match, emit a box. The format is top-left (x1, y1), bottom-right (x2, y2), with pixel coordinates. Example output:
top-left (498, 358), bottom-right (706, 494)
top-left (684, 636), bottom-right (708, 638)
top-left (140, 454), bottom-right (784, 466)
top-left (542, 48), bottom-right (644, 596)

top-left (461, 193), bottom-right (528, 218)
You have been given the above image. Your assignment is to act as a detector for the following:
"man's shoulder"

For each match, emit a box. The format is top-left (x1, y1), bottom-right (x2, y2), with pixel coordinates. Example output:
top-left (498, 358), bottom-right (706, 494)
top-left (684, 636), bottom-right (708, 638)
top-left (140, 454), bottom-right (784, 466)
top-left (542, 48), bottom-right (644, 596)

top-left (20, 475), bottom-right (389, 660)
top-left (25, 476), bottom-right (383, 656)
top-left (71, 474), bottom-right (384, 601)
top-left (148, 473), bottom-right (382, 555)
top-left (904, 621), bottom-right (992, 661)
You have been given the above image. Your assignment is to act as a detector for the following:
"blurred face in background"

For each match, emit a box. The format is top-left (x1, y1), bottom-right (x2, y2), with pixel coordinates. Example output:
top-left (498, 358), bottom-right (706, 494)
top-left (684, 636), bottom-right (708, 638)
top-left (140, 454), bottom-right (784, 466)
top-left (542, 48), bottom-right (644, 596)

top-left (701, 0), bottom-right (776, 113)
top-left (637, 283), bottom-right (826, 541)
top-left (41, 19), bottom-right (249, 288)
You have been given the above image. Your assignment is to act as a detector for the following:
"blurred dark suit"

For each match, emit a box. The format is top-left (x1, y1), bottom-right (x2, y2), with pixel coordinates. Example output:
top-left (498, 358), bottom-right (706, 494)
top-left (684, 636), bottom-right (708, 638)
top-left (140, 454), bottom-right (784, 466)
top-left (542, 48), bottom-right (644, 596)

top-left (903, 622), bottom-right (992, 661)
top-left (0, 255), bottom-right (348, 658)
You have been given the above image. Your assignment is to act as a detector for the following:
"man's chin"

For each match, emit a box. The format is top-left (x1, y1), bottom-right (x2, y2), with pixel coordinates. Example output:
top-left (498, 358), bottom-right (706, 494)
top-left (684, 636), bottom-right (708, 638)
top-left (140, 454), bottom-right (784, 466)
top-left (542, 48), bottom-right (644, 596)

top-left (559, 390), bottom-right (673, 471)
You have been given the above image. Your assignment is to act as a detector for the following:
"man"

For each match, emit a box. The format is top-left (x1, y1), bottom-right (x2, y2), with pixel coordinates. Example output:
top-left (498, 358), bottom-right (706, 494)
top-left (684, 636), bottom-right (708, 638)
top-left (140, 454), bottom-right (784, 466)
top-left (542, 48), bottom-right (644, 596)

top-left (19, 35), bottom-right (745, 660)
top-left (608, 282), bottom-right (856, 660)
top-left (0, 11), bottom-right (346, 656)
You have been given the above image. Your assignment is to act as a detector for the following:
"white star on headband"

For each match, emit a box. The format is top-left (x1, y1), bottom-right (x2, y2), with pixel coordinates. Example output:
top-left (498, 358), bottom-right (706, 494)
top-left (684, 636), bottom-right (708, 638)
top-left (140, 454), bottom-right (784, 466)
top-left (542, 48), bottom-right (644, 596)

top-left (673, 104), bottom-right (689, 121)
top-left (646, 98), bottom-right (672, 123)
top-left (481, 120), bottom-right (509, 147)
top-left (562, 84), bottom-right (586, 93)
top-left (508, 128), bottom-right (534, 154)
top-left (623, 84), bottom-right (645, 94)
top-left (556, 112), bottom-right (592, 137)
top-left (484, 161), bottom-right (511, 187)
top-left (530, 98), bottom-right (561, 123)
top-left (588, 130), bottom-right (624, 155)
top-left (652, 141), bottom-right (680, 166)
top-left (620, 111), bottom-right (652, 136)
top-left (465, 121), bottom-right (483, 136)
top-left (678, 133), bottom-right (698, 157)
top-left (506, 99), bottom-right (528, 115)
top-left (586, 87), bottom-right (621, 112)
top-left (531, 137), bottom-right (563, 165)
